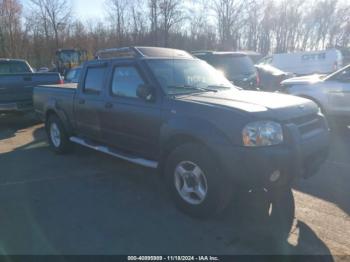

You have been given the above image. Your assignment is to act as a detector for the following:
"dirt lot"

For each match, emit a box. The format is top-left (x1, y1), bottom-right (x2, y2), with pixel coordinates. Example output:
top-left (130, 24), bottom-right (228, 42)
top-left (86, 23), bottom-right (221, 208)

top-left (0, 114), bottom-right (349, 257)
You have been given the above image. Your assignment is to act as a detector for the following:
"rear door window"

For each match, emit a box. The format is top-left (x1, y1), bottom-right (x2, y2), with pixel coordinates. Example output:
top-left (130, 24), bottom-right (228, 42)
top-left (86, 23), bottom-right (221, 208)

top-left (83, 66), bottom-right (107, 94)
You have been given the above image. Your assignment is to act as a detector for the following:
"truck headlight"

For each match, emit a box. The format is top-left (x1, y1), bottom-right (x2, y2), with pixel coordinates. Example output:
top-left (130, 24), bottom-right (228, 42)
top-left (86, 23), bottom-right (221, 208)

top-left (242, 121), bottom-right (284, 147)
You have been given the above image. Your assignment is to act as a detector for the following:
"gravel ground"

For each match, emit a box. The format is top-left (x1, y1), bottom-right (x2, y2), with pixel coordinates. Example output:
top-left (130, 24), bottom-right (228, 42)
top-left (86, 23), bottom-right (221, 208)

top-left (0, 113), bottom-right (349, 258)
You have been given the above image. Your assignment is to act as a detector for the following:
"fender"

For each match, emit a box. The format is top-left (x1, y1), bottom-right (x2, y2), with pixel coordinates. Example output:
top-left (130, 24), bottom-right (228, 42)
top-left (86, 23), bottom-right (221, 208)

top-left (297, 94), bottom-right (327, 115)
top-left (160, 116), bottom-right (231, 156)
top-left (44, 98), bottom-right (74, 135)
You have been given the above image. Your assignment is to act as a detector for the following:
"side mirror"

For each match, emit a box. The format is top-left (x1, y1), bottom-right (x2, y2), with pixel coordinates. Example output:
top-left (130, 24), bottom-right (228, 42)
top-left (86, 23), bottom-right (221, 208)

top-left (136, 84), bottom-right (155, 102)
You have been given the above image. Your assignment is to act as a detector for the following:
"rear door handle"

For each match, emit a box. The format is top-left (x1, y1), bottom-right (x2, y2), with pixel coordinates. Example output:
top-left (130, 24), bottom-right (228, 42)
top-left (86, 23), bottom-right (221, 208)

top-left (78, 99), bottom-right (85, 105)
top-left (105, 102), bottom-right (113, 109)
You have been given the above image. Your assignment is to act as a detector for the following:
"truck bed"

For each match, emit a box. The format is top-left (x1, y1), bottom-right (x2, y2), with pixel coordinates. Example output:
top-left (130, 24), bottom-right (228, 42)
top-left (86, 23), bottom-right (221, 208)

top-left (33, 83), bottom-right (76, 122)
top-left (38, 83), bottom-right (77, 89)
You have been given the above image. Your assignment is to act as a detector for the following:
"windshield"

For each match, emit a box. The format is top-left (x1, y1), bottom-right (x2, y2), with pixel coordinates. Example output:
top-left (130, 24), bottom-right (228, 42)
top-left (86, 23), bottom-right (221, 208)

top-left (324, 64), bottom-right (350, 81)
top-left (146, 59), bottom-right (235, 95)
top-left (58, 51), bottom-right (81, 64)
top-left (209, 55), bottom-right (256, 78)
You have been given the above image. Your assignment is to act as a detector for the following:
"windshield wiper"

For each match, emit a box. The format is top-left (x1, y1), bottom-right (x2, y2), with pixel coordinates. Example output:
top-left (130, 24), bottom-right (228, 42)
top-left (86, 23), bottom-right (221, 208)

top-left (167, 85), bottom-right (218, 93)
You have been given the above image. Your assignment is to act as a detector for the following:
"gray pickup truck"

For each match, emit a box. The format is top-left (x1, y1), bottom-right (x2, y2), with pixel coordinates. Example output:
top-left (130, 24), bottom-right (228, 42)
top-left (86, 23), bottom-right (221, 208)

top-left (0, 59), bottom-right (62, 113)
top-left (34, 47), bottom-right (330, 222)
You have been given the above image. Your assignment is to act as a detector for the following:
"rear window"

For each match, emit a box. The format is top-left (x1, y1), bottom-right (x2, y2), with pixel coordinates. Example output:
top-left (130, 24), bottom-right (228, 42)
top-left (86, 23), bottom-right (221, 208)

top-left (83, 66), bottom-right (107, 94)
top-left (0, 61), bottom-right (32, 74)
top-left (200, 55), bottom-right (256, 79)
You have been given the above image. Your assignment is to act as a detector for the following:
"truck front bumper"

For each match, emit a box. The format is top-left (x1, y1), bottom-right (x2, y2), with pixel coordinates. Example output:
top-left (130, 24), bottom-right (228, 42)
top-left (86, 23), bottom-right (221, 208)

top-left (218, 115), bottom-right (330, 190)
top-left (0, 100), bottom-right (33, 113)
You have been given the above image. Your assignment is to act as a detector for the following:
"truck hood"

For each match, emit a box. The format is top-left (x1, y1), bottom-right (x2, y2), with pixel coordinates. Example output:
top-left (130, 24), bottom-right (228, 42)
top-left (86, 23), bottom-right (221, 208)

top-left (176, 89), bottom-right (318, 121)
top-left (281, 74), bottom-right (325, 86)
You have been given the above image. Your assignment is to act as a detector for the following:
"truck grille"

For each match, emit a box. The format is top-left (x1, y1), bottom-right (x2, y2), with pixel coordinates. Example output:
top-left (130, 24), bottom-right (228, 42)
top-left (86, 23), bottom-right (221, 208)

top-left (288, 114), bottom-right (324, 136)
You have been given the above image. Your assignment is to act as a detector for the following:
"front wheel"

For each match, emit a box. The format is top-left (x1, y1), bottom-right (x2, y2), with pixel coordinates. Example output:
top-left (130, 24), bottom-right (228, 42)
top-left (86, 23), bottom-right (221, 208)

top-left (46, 115), bottom-right (71, 154)
top-left (269, 187), bottom-right (295, 232)
top-left (256, 187), bottom-right (295, 240)
top-left (164, 143), bottom-right (232, 219)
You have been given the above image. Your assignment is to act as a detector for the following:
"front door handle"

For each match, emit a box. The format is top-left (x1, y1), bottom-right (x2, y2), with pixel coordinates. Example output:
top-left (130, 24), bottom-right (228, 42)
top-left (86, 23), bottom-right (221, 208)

top-left (78, 99), bottom-right (85, 105)
top-left (105, 102), bottom-right (113, 109)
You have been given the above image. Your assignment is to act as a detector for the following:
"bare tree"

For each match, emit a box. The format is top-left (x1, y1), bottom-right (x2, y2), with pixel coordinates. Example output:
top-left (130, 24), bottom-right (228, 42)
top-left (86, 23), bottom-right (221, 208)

top-left (158, 0), bottom-right (185, 47)
top-left (29, 0), bottom-right (71, 49)
top-left (244, 0), bottom-right (263, 51)
top-left (130, 1), bottom-right (147, 44)
top-left (188, 0), bottom-right (215, 50)
top-left (212, 0), bottom-right (246, 50)
top-left (106, 0), bottom-right (129, 46)
top-left (2, 0), bottom-right (350, 67)
top-left (0, 0), bottom-right (22, 57)
top-left (149, 0), bottom-right (159, 45)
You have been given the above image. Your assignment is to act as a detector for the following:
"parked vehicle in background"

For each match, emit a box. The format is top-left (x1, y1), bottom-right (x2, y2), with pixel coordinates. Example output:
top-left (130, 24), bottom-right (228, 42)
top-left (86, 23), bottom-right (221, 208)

top-left (243, 51), bottom-right (263, 63)
top-left (65, 66), bottom-right (82, 83)
top-left (34, 47), bottom-right (330, 224)
top-left (281, 64), bottom-right (350, 125)
top-left (258, 49), bottom-right (343, 76)
top-left (192, 51), bottom-right (259, 90)
top-left (54, 49), bottom-right (87, 77)
top-left (338, 47), bottom-right (350, 66)
top-left (0, 59), bottom-right (62, 114)
top-left (37, 67), bottom-right (50, 73)
top-left (255, 64), bottom-right (295, 92)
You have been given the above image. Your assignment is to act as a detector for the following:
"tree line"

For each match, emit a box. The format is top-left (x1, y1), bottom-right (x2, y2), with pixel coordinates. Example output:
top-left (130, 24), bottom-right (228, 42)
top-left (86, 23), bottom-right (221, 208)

top-left (1, 0), bottom-right (350, 68)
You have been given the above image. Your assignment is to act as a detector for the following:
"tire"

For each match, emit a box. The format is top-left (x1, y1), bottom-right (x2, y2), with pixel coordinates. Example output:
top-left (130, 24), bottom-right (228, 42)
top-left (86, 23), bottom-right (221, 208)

top-left (239, 187), bottom-right (295, 240)
top-left (46, 114), bottom-right (71, 154)
top-left (266, 187), bottom-right (295, 239)
top-left (164, 142), bottom-right (232, 219)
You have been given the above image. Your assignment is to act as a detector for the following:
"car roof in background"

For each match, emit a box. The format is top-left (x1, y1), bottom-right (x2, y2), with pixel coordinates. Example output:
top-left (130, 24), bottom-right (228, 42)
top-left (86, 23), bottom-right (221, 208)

top-left (191, 51), bottom-right (248, 57)
top-left (255, 63), bottom-right (288, 75)
top-left (0, 58), bottom-right (28, 63)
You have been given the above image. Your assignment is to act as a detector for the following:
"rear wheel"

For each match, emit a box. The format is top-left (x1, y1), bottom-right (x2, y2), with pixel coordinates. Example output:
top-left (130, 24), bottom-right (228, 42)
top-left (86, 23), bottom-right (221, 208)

top-left (165, 143), bottom-right (232, 219)
top-left (46, 114), bottom-right (71, 154)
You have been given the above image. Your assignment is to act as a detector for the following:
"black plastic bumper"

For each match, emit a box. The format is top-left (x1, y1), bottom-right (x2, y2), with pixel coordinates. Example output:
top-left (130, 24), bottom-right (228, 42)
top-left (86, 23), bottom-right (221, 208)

top-left (218, 117), bottom-right (330, 190)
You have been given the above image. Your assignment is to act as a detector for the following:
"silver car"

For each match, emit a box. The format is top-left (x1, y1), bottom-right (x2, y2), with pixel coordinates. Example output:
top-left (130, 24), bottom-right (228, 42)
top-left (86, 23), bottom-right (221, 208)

top-left (281, 65), bottom-right (350, 124)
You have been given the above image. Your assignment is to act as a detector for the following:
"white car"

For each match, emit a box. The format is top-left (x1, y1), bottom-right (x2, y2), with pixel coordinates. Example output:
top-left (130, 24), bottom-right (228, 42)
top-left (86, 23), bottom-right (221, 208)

top-left (281, 65), bottom-right (350, 125)
top-left (259, 49), bottom-right (343, 76)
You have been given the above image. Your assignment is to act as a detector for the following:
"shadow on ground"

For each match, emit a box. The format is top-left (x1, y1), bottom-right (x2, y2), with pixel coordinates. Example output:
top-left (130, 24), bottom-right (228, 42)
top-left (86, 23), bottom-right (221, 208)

top-left (0, 126), bottom-right (334, 256)
top-left (293, 127), bottom-right (350, 216)
top-left (0, 113), bottom-right (41, 140)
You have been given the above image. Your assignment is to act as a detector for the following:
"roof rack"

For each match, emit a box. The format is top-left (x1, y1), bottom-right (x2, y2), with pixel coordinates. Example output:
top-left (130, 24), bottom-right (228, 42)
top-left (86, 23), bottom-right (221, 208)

top-left (95, 47), bottom-right (144, 59)
top-left (96, 46), bottom-right (193, 60)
